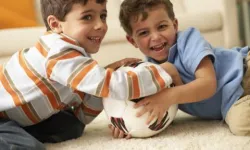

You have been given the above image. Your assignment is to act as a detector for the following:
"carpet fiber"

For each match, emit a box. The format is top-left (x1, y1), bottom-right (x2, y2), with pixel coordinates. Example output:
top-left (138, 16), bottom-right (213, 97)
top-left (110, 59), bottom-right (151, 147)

top-left (46, 111), bottom-right (250, 150)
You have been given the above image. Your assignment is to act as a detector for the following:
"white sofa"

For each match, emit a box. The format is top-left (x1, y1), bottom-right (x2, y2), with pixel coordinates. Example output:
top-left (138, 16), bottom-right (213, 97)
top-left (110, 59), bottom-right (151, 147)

top-left (0, 0), bottom-right (241, 66)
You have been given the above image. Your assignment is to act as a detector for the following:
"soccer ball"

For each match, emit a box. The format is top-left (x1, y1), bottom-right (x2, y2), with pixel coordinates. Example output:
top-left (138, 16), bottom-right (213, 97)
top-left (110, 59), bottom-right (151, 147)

top-left (103, 62), bottom-right (178, 138)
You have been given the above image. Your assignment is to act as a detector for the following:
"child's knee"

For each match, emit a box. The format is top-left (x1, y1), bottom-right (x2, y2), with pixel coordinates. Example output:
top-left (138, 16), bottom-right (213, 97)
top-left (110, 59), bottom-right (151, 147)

top-left (225, 95), bottom-right (250, 136)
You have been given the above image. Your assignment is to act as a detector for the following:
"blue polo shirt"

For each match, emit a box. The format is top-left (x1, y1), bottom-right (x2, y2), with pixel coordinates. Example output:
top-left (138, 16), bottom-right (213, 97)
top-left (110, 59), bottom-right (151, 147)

top-left (147, 27), bottom-right (249, 120)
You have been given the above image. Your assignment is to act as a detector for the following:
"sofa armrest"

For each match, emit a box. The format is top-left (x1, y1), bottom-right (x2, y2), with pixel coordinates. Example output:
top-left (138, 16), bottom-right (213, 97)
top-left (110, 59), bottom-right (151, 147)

top-left (220, 0), bottom-right (240, 48)
top-left (183, 0), bottom-right (240, 48)
top-left (0, 26), bottom-right (45, 57)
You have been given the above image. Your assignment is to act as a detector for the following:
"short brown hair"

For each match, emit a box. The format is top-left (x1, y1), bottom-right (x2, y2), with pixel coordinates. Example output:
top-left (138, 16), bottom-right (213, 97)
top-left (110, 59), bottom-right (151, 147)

top-left (119, 0), bottom-right (175, 35)
top-left (41, 0), bottom-right (106, 31)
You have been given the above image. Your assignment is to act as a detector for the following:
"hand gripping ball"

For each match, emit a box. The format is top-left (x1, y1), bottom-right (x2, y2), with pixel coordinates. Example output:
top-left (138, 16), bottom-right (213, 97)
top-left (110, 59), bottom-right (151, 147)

top-left (103, 62), bottom-right (178, 138)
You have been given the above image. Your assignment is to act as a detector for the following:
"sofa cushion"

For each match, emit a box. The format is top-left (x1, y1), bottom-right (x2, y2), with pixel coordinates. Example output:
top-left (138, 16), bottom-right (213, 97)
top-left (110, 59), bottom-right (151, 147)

top-left (183, 0), bottom-right (222, 12)
top-left (0, 27), bottom-right (45, 57)
top-left (177, 11), bottom-right (222, 32)
top-left (102, 20), bottom-right (127, 44)
top-left (0, 7), bottom-right (38, 29)
top-left (0, 0), bottom-right (38, 29)
top-left (102, 11), bottom-right (222, 45)
top-left (172, 0), bottom-right (185, 14)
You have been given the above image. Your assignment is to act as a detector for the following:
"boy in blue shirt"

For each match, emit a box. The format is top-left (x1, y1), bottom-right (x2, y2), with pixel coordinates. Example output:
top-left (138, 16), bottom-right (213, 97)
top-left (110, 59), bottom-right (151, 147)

top-left (118, 0), bottom-right (250, 136)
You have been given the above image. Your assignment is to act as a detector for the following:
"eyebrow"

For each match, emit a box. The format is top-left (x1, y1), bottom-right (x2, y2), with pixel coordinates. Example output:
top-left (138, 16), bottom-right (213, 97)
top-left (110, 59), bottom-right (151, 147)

top-left (135, 28), bottom-right (148, 35)
top-left (135, 20), bottom-right (169, 35)
top-left (158, 20), bottom-right (169, 24)
top-left (81, 9), bottom-right (107, 14)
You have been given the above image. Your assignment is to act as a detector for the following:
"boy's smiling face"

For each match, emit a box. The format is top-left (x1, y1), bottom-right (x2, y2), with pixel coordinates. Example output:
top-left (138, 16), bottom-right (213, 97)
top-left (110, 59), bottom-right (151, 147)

top-left (127, 4), bottom-right (178, 62)
top-left (50, 0), bottom-right (108, 54)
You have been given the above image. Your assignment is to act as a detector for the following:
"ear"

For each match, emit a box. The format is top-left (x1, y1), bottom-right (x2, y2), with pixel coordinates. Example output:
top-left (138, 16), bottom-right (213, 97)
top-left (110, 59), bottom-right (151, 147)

top-left (173, 18), bottom-right (178, 32)
top-left (47, 15), bottom-right (63, 33)
top-left (126, 35), bottom-right (138, 48)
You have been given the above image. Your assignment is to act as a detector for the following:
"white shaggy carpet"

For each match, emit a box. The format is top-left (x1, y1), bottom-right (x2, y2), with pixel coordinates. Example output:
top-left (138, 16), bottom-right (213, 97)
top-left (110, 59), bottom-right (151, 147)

top-left (46, 111), bottom-right (250, 150)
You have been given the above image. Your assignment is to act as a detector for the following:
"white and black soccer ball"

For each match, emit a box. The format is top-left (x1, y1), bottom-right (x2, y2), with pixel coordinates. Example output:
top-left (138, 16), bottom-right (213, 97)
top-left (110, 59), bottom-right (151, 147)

top-left (103, 62), bottom-right (178, 138)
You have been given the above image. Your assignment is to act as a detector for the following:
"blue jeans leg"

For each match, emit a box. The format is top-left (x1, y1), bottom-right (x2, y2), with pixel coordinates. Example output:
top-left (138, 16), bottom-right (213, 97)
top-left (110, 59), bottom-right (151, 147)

top-left (0, 118), bottom-right (45, 150)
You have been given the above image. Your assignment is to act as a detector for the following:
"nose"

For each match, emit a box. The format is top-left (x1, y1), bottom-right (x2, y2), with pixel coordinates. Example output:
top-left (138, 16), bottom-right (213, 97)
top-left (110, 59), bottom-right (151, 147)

top-left (94, 19), bottom-right (107, 31)
top-left (151, 32), bottom-right (161, 42)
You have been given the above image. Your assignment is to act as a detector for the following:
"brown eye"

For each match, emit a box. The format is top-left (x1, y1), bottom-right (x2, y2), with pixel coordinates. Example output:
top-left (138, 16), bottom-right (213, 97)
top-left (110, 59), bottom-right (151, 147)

top-left (158, 24), bottom-right (167, 30)
top-left (100, 13), bottom-right (107, 22)
top-left (82, 15), bottom-right (92, 20)
top-left (138, 31), bottom-right (149, 36)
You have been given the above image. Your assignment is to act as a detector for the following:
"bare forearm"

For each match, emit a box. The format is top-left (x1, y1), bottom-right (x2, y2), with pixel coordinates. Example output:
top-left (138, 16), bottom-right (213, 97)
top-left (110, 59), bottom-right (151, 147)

top-left (172, 56), bottom-right (217, 104)
top-left (159, 62), bottom-right (216, 104)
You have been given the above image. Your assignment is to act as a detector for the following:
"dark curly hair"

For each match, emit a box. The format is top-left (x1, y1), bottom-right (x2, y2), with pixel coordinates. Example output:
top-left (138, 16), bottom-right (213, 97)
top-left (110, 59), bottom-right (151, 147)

top-left (119, 0), bottom-right (175, 35)
top-left (40, 0), bottom-right (106, 31)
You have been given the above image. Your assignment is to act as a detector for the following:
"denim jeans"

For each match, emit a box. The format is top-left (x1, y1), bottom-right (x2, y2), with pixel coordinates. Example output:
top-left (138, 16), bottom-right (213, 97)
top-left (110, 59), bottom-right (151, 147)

top-left (0, 110), bottom-right (85, 150)
top-left (0, 119), bottom-right (45, 150)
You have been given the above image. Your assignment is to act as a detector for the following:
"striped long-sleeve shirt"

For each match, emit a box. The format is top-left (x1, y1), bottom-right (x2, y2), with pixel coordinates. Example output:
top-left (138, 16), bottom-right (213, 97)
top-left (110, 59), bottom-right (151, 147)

top-left (0, 32), bottom-right (172, 126)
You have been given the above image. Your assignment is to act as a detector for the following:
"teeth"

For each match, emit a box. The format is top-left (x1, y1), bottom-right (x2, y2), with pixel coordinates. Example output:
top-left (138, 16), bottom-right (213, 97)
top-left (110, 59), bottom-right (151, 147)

top-left (151, 43), bottom-right (166, 51)
top-left (152, 44), bottom-right (164, 49)
top-left (90, 37), bottom-right (101, 40)
top-left (89, 37), bottom-right (101, 43)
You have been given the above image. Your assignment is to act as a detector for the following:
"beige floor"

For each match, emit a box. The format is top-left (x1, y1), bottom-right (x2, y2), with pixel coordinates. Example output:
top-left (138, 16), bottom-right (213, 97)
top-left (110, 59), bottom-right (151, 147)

top-left (46, 111), bottom-right (250, 150)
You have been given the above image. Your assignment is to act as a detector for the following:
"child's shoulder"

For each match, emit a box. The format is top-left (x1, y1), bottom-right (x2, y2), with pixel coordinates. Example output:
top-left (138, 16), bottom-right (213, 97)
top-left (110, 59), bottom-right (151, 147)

top-left (177, 27), bottom-right (201, 39)
top-left (177, 27), bottom-right (206, 48)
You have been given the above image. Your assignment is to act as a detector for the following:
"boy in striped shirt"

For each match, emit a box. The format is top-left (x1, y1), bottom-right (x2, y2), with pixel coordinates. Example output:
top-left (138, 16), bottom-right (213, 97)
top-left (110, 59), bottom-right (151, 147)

top-left (0, 0), bottom-right (179, 149)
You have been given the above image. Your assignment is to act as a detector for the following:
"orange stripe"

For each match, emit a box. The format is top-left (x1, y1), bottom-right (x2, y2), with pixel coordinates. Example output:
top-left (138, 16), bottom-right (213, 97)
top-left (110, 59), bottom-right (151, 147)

top-left (61, 37), bottom-right (78, 46)
top-left (47, 51), bottom-right (82, 78)
top-left (0, 73), bottom-right (23, 106)
top-left (19, 51), bottom-right (59, 109)
top-left (128, 71), bottom-right (140, 99)
top-left (81, 104), bottom-right (101, 115)
top-left (99, 69), bottom-right (112, 97)
top-left (58, 102), bottom-right (67, 110)
top-left (0, 112), bottom-right (7, 118)
top-left (73, 105), bottom-right (81, 117)
top-left (149, 66), bottom-right (165, 89)
top-left (0, 112), bottom-right (4, 117)
top-left (74, 90), bottom-right (85, 100)
top-left (0, 65), bottom-right (23, 106)
top-left (71, 61), bottom-right (97, 89)
top-left (35, 42), bottom-right (48, 57)
top-left (21, 104), bottom-right (39, 124)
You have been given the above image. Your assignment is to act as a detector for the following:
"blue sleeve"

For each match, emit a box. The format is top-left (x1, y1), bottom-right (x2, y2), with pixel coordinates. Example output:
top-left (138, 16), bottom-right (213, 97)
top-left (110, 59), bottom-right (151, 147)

top-left (177, 27), bottom-right (215, 74)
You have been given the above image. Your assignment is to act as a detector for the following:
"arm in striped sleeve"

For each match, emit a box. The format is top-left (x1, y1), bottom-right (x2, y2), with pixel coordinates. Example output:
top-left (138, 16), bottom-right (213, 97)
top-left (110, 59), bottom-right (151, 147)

top-left (45, 35), bottom-right (173, 100)
top-left (71, 92), bottom-right (103, 124)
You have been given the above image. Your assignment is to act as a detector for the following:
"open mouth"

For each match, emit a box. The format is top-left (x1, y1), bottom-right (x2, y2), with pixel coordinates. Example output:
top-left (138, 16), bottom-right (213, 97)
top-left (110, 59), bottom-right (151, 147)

top-left (88, 36), bottom-right (102, 44)
top-left (150, 42), bottom-right (167, 52)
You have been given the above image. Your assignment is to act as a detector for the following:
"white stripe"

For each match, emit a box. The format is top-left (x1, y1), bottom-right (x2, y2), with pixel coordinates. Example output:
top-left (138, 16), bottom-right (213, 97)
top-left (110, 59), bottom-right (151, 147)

top-left (6, 107), bottom-right (33, 126)
top-left (153, 64), bottom-right (173, 88)
top-left (52, 82), bottom-right (74, 104)
top-left (0, 82), bottom-right (16, 111)
top-left (76, 65), bottom-right (107, 95)
top-left (25, 47), bottom-right (47, 77)
top-left (6, 54), bottom-right (46, 103)
top-left (50, 55), bottom-right (91, 86)
top-left (40, 33), bottom-right (61, 51)
top-left (44, 34), bottom-right (88, 57)
top-left (30, 98), bottom-right (59, 121)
